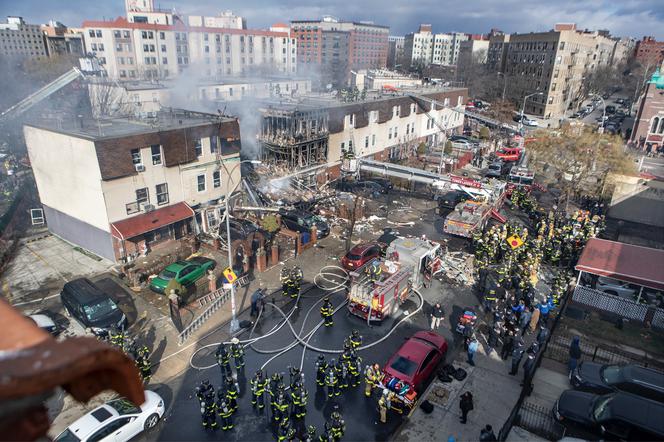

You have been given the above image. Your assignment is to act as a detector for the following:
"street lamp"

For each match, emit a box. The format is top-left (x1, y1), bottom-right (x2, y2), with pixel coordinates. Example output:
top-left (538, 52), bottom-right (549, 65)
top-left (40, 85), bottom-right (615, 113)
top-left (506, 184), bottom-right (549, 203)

top-left (588, 93), bottom-right (606, 133)
top-left (519, 91), bottom-right (544, 131)
top-left (222, 158), bottom-right (262, 333)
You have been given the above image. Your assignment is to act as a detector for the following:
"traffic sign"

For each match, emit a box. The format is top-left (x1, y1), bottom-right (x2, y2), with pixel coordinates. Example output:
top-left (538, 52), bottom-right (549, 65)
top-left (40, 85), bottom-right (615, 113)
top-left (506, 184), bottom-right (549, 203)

top-left (223, 267), bottom-right (238, 283)
top-left (506, 234), bottom-right (524, 249)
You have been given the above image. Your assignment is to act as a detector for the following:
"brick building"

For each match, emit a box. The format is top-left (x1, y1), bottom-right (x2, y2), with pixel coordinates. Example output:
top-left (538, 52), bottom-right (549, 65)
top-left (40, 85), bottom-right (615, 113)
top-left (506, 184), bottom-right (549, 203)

top-left (631, 63), bottom-right (664, 152)
top-left (634, 36), bottom-right (664, 68)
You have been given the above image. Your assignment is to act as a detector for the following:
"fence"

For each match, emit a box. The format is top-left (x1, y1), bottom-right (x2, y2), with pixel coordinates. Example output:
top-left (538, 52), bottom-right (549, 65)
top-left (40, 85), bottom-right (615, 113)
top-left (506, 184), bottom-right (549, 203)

top-left (177, 287), bottom-right (230, 345)
top-left (571, 285), bottom-right (664, 330)
top-left (513, 401), bottom-right (566, 441)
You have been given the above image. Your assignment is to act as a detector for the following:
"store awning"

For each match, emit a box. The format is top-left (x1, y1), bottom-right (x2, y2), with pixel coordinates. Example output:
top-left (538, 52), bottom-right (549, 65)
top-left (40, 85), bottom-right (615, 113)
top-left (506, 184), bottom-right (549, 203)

top-left (110, 202), bottom-right (194, 240)
top-left (575, 238), bottom-right (664, 291)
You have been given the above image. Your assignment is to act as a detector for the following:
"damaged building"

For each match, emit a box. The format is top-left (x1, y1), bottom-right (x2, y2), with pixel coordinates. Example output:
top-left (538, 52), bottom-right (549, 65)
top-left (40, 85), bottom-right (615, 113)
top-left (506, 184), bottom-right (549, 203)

top-left (24, 109), bottom-right (241, 262)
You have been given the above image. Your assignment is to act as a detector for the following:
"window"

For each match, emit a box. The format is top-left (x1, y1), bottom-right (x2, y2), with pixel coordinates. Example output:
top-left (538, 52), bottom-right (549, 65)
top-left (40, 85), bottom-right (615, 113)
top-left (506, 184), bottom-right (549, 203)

top-left (365, 136), bottom-right (369, 148)
top-left (162, 57), bottom-right (167, 64)
top-left (161, 44), bottom-right (166, 52)
top-left (123, 30), bottom-right (130, 38)
top-left (388, 128), bottom-right (392, 139)
top-left (113, 31), bottom-right (121, 38)
top-left (88, 29), bottom-right (95, 38)
top-left (197, 174), bottom-right (206, 192)
top-left (156, 183), bottom-right (168, 205)
top-left (159, 32), bottom-right (165, 40)
top-left (96, 30), bottom-right (102, 38)
top-left (130, 148), bottom-right (141, 165)
top-left (210, 135), bottom-right (218, 153)
top-left (98, 43), bottom-right (104, 51)
top-left (151, 145), bottom-right (162, 165)
top-left (91, 43), bottom-right (97, 51)
top-left (136, 188), bottom-right (149, 205)
top-left (213, 171), bottom-right (221, 188)
top-left (88, 417), bottom-right (133, 442)
top-left (372, 134), bottom-right (376, 146)
top-left (194, 139), bottom-right (202, 157)
top-left (348, 114), bottom-right (354, 126)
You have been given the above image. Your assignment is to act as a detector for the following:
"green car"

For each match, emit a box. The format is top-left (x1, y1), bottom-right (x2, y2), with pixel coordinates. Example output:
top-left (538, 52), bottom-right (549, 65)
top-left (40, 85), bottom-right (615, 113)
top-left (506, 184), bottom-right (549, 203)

top-left (149, 257), bottom-right (216, 294)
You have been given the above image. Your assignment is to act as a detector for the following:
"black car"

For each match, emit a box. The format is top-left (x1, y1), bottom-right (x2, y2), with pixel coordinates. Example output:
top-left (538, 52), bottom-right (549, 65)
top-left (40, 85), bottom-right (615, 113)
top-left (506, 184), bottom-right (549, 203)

top-left (606, 105), bottom-right (616, 114)
top-left (365, 177), bottom-right (394, 193)
top-left (554, 390), bottom-right (664, 440)
top-left (449, 135), bottom-right (471, 142)
top-left (571, 362), bottom-right (664, 403)
top-left (280, 209), bottom-right (330, 238)
top-left (60, 278), bottom-right (127, 336)
top-left (437, 190), bottom-right (467, 213)
top-left (226, 218), bottom-right (271, 241)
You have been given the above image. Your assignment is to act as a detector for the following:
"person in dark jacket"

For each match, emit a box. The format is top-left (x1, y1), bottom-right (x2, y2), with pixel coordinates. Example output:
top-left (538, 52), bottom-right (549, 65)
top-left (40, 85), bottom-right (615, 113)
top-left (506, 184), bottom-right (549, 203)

top-left (480, 424), bottom-right (497, 441)
top-left (509, 339), bottom-right (525, 375)
top-left (487, 324), bottom-right (500, 354)
top-left (519, 307), bottom-right (532, 336)
top-left (430, 303), bottom-right (445, 330)
top-left (500, 329), bottom-right (515, 360)
top-left (521, 352), bottom-right (537, 391)
top-left (536, 325), bottom-right (550, 346)
top-left (459, 391), bottom-right (474, 424)
top-left (568, 336), bottom-right (582, 378)
top-left (250, 288), bottom-right (265, 317)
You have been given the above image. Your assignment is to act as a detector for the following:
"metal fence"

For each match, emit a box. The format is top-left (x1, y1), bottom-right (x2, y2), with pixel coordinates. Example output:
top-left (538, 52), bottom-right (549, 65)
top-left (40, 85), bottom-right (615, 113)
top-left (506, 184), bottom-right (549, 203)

top-left (177, 287), bottom-right (230, 345)
top-left (514, 401), bottom-right (566, 441)
top-left (572, 285), bottom-right (650, 321)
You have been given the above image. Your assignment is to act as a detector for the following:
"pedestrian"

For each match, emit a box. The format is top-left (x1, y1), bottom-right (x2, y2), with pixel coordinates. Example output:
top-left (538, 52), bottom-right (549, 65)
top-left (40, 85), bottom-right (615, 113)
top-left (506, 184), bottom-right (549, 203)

top-left (467, 337), bottom-right (479, 366)
top-left (487, 324), bottom-right (500, 354)
top-left (568, 336), bottom-right (582, 379)
top-left (430, 303), bottom-right (445, 330)
top-left (463, 323), bottom-right (474, 351)
top-left (528, 307), bottom-right (540, 333)
top-left (480, 424), bottom-right (497, 441)
top-left (500, 329), bottom-right (514, 360)
top-left (509, 338), bottom-right (525, 375)
top-left (459, 391), bottom-right (474, 424)
top-left (250, 288), bottom-right (265, 317)
top-left (536, 325), bottom-right (550, 346)
top-left (521, 351), bottom-right (536, 392)
top-left (519, 307), bottom-right (532, 336)
top-left (320, 297), bottom-right (334, 327)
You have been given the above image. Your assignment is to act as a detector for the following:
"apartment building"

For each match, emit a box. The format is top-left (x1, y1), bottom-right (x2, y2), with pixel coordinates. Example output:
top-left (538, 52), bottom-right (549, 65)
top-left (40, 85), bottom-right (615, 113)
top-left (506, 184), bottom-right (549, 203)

top-left (404, 25), bottom-right (469, 68)
top-left (24, 109), bottom-right (241, 262)
top-left (350, 69), bottom-right (422, 90)
top-left (499, 24), bottom-right (619, 121)
top-left (319, 30), bottom-right (350, 89)
top-left (486, 32), bottom-right (510, 72)
top-left (41, 20), bottom-right (85, 56)
top-left (631, 62), bottom-right (664, 151)
top-left (0, 16), bottom-right (47, 59)
top-left (124, 0), bottom-right (245, 29)
top-left (387, 36), bottom-right (405, 69)
top-left (457, 39), bottom-right (490, 81)
top-left (634, 36), bottom-right (664, 68)
top-left (290, 16), bottom-right (389, 85)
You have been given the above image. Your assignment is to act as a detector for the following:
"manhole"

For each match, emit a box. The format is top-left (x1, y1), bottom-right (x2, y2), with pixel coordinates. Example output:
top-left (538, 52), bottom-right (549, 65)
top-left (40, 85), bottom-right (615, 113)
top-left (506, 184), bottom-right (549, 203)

top-left (425, 383), bottom-right (450, 407)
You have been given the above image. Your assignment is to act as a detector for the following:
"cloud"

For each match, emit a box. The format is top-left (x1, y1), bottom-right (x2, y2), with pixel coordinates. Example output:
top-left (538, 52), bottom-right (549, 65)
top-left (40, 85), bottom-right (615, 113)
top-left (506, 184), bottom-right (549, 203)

top-left (0, 0), bottom-right (661, 39)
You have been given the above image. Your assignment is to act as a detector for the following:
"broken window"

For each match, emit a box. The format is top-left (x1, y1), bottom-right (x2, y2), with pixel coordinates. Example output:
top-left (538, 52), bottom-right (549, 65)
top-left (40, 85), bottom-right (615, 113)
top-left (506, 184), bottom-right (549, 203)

top-left (136, 188), bottom-right (149, 205)
top-left (151, 145), bottom-right (162, 165)
top-left (213, 171), bottom-right (221, 188)
top-left (197, 174), bottom-right (206, 192)
top-left (130, 149), bottom-right (141, 165)
top-left (156, 183), bottom-right (168, 205)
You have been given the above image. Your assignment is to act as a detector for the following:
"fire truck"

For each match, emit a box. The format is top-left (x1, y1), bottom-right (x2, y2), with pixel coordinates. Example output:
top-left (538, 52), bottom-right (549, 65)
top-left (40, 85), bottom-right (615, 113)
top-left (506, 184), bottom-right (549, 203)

top-left (347, 237), bottom-right (443, 322)
top-left (442, 177), bottom-right (507, 238)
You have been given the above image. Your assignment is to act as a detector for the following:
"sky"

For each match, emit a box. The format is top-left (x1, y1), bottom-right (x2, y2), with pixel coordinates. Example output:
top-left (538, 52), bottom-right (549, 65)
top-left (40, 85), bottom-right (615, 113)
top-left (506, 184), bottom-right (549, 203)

top-left (1, 0), bottom-right (663, 39)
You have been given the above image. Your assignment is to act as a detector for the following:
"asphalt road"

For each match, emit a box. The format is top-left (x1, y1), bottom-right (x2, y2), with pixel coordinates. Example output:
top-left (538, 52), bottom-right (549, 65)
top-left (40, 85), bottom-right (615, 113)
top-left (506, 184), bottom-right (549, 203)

top-left (146, 281), bottom-right (465, 442)
top-left (639, 156), bottom-right (664, 178)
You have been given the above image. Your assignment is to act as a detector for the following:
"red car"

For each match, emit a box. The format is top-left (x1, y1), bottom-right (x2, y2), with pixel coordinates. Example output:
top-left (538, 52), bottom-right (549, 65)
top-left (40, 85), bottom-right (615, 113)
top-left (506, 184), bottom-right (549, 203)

top-left (495, 147), bottom-right (523, 163)
top-left (340, 242), bottom-right (384, 271)
top-left (383, 331), bottom-right (448, 392)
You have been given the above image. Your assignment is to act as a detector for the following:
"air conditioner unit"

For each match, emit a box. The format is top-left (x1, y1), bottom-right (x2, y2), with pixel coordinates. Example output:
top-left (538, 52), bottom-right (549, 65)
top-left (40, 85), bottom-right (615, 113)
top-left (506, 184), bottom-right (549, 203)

top-left (141, 203), bottom-right (155, 212)
top-left (135, 164), bottom-right (145, 172)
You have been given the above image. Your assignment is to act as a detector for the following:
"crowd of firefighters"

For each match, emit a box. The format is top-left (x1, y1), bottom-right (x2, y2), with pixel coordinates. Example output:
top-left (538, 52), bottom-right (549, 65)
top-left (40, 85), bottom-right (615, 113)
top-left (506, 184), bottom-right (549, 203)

top-left (280, 266), bottom-right (304, 299)
top-left (108, 329), bottom-right (152, 383)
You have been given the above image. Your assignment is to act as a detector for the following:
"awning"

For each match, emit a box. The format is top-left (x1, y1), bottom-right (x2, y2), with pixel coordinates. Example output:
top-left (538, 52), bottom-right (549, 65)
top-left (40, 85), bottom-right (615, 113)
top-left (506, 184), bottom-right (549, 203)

top-left (575, 238), bottom-right (664, 291)
top-left (110, 202), bottom-right (195, 240)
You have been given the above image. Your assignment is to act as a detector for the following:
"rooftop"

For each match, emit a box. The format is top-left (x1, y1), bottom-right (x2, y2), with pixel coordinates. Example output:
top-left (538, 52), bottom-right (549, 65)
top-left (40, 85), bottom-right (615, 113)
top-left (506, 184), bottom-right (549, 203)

top-left (26, 108), bottom-right (234, 141)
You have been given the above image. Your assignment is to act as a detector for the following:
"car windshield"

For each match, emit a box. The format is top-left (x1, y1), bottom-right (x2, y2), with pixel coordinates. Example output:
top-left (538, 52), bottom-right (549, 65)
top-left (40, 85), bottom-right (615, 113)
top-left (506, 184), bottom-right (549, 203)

top-left (592, 395), bottom-right (614, 422)
top-left (83, 298), bottom-right (118, 321)
top-left (107, 398), bottom-right (141, 415)
top-left (489, 164), bottom-right (501, 171)
top-left (54, 429), bottom-right (81, 442)
top-left (346, 254), bottom-right (362, 261)
top-left (158, 269), bottom-right (177, 280)
top-left (390, 356), bottom-right (418, 377)
top-left (600, 365), bottom-right (624, 385)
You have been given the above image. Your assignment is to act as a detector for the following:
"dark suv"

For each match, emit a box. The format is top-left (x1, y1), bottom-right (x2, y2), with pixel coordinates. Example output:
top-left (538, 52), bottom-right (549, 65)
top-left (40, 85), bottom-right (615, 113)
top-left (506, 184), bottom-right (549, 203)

top-left (436, 190), bottom-right (467, 213)
top-left (571, 362), bottom-right (664, 403)
top-left (280, 209), bottom-right (330, 238)
top-left (60, 278), bottom-right (127, 336)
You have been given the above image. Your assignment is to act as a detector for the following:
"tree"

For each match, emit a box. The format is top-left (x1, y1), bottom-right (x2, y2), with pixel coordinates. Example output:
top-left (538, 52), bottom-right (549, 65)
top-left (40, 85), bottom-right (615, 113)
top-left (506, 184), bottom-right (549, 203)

top-left (88, 81), bottom-right (134, 117)
top-left (485, 99), bottom-right (516, 124)
top-left (344, 195), bottom-right (364, 252)
top-left (479, 127), bottom-right (490, 140)
top-left (527, 123), bottom-right (636, 204)
top-left (417, 142), bottom-right (427, 156)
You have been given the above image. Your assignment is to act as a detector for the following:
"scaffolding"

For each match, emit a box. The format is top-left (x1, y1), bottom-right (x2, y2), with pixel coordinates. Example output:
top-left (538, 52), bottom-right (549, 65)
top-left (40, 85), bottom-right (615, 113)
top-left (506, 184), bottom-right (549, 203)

top-left (259, 107), bottom-right (329, 169)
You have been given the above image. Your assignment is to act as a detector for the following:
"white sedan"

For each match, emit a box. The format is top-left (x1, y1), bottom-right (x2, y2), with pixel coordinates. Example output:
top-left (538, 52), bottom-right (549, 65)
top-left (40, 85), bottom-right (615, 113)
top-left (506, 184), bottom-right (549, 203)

top-left (54, 390), bottom-right (165, 442)
top-left (522, 117), bottom-right (539, 127)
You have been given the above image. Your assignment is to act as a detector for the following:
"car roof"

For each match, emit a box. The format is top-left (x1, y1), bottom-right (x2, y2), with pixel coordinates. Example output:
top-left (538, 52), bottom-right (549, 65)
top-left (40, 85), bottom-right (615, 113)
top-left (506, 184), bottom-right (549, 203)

top-left (620, 365), bottom-right (664, 390)
top-left (65, 404), bottom-right (119, 439)
top-left (349, 242), bottom-right (379, 254)
top-left (397, 334), bottom-right (440, 362)
top-left (607, 393), bottom-right (664, 434)
top-left (167, 261), bottom-right (191, 270)
top-left (62, 279), bottom-right (107, 303)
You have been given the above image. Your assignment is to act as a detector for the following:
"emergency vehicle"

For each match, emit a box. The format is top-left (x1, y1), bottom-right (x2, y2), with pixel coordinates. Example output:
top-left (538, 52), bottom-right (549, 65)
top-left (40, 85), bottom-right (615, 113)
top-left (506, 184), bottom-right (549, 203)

top-left (505, 166), bottom-right (535, 196)
top-left (347, 237), bottom-right (443, 322)
top-left (443, 178), bottom-right (507, 238)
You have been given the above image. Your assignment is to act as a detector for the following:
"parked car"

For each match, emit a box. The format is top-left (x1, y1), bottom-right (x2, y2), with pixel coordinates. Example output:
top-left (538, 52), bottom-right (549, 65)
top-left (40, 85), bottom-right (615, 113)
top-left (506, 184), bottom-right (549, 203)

top-left (437, 190), bottom-right (468, 213)
top-left (226, 218), bottom-right (270, 241)
top-left (340, 242), bottom-right (386, 271)
top-left (280, 209), bottom-right (330, 238)
top-left (364, 177), bottom-right (394, 193)
top-left (485, 160), bottom-right (511, 178)
top-left (605, 105), bottom-right (616, 114)
top-left (571, 362), bottom-right (664, 403)
top-left (615, 98), bottom-right (625, 105)
top-left (595, 276), bottom-right (637, 298)
top-left (383, 331), bottom-right (448, 393)
top-left (553, 391), bottom-right (664, 440)
top-left (60, 278), bottom-right (127, 336)
top-left (149, 258), bottom-right (216, 294)
top-left (512, 114), bottom-right (523, 123)
top-left (449, 135), bottom-right (470, 142)
top-left (495, 147), bottom-right (523, 163)
top-left (451, 138), bottom-right (477, 150)
top-left (55, 390), bottom-right (165, 442)
top-left (522, 116), bottom-right (539, 127)
top-left (28, 312), bottom-right (61, 336)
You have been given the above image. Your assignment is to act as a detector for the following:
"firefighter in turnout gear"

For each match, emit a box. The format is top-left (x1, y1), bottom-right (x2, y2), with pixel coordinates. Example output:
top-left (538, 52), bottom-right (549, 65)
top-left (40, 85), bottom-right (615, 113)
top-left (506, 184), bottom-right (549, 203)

top-left (273, 386), bottom-right (290, 423)
top-left (280, 267), bottom-right (292, 297)
top-left (201, 391), bottom-right (217, 430)
top-left (349, 329), bottom-right (362, 349)
top-left (348, 353), bottom-right (362, 387)
top-left (364, 363), bottom-right (383, 397)
top-left (316, 355), bottom-right (328, 387)
top-left (277, 417), bottom-right (291, 442)
top-left (330, 411), bottom-right (346, 441)
top-left (366, 259), bottom-right (382, 283)
top-left (320, 421), bottom-right (333, 442)
top-left (305, 425), bottom-right (317, 442)
top-left (251, 369), bottom-right (267, 409)
top-left (224, 375), bottom-right (239, 412)
top-left (378, 390), bottom-right (388, 423)
top-left (216, 343), bottom-right (233, 377)
top-left (269, 372), bottom-right (284, 400)
top-left (291, 384), bottom-right (308, 419)
top-left (229, 337), bottom-right (244, 369)
top-left (290, 266), bottom-right (303, 299)
top-left (217, 395), bottom-right (234, 431)
top-left (320, 297), bottom-right (334, 327)
top-left (135, 347), bottom-right (152, 383)
top-left (289, 366), bottom-right (304, 390)
top-left (326, 359), bottom-right (340, 398)
top-left (195, 380), bottom-right (214, 405)
top-left (336, 359), bottom-right (348, 390)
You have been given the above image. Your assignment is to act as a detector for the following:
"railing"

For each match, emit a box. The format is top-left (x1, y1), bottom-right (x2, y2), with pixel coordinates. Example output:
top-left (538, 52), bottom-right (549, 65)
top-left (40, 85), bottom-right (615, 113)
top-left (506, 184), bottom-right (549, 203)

top-left (177, 287), bottom-right (230, 346)
top-left (572, 285), bottom-right (650, 322)
top-left (514, 401), bottom-right (566, 441)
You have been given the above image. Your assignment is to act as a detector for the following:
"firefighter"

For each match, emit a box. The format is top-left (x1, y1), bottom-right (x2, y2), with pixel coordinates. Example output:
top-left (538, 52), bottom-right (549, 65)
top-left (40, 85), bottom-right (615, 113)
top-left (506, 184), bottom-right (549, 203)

top-left (315, 355), bottom-right (328, 387)
top-left (364, 363), bottom-right (382, 397)
top-left (277, 417), bottom-right (290, 442)
top-left (291, 383), bottom-right (308, 419)
top-left (201, 390), bottom-right (217, 430)
top-left (135, 350), bottom-right (152, 383)
top-left (348, 353), bottom-right (362, 387)
top-left (336, 358), bottom-right (348, 390)
top-left (289, 366), bottom-right (304, 390)
top-left (366, 259), bottom-right (382, 283)
top-left (224, 375), bottom-right (239, 412)
top-left (229, 337), bottom-right (245, 369)
top-left (251, 369), bottom-right (267, 410)
top-left (280, 267), bottom-right (292, 297)
top-left (216, 343), bottom-right (233, 377)
top-left (349, 329), bottom-right (362, 349)
top-left (326, 359), bottom-right (339, 398)
top-left (320, 297), bottom-right (334, 327)
top-left (274, 386), bottom-right (290, 423)
top-left (269, 372), bottom-right (284, 403)
top-left (484, 283), bottom-right (498, 312)
top-left (305, 425), bottom-right (318, 442)
top-left (340, 342), bottom-right (353, 363)
top-left (290, 266), bottom-right (303, 299)
top-left (330, 411), bottom-right (346, 441)
top-left (378, 390), bottom-right (388, 423)
top-left (217, 395), bottom-right (233, 431)
top-left (319, 421), bottom-right (333, 442)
